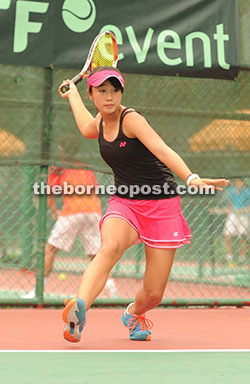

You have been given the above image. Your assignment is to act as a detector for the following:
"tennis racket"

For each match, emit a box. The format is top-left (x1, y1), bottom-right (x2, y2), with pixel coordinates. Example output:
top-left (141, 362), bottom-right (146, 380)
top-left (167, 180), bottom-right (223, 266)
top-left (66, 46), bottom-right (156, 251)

top-left (60, 31), bottom-right (118, 94)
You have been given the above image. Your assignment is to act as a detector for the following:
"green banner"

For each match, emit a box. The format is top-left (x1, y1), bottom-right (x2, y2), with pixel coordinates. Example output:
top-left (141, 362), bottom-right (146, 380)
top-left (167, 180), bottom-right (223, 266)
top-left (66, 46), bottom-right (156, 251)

top-left (0, 0), bottom-right (240, 79)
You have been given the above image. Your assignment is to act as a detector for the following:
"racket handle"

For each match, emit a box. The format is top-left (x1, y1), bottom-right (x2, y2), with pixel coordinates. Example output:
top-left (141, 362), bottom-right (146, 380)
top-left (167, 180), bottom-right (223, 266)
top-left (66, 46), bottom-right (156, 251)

top-left (72, 73), bottom-right (83, 85)
top-left (60, 73), bottom-right (83, 94)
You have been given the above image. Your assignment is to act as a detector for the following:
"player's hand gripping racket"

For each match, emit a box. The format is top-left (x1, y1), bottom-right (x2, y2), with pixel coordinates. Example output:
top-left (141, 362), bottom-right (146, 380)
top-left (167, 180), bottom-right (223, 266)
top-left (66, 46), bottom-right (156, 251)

top-left (60, 31), bottom-right (118, 94)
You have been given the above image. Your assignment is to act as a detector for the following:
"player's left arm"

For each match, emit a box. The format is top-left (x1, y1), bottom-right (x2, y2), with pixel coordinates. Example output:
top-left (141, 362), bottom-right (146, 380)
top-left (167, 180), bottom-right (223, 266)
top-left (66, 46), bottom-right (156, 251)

top-left (124, 113), bottom-right (228, 190)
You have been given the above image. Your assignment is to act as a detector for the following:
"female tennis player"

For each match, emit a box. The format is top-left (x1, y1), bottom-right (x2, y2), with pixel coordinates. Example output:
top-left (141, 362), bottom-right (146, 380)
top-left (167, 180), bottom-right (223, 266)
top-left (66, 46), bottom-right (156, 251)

top-left (59, 66), bottom-right (229, 342)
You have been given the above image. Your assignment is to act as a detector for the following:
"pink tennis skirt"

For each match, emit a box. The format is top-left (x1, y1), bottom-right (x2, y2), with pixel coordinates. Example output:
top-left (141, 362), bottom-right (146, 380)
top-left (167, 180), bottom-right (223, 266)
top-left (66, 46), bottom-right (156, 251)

top-left (100, 195), bottom-right (191, 249)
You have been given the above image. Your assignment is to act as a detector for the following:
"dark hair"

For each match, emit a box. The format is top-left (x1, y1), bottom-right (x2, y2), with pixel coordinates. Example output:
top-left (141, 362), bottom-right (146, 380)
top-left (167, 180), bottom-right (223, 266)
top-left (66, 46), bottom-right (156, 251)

top-left (88, 66), bottom-right (124, 93)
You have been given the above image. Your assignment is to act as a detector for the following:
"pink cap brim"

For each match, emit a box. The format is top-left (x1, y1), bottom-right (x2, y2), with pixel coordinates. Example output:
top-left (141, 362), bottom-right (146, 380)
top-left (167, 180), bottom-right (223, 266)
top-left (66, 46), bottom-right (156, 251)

top-left (88, 70), bottom-right (124, 89)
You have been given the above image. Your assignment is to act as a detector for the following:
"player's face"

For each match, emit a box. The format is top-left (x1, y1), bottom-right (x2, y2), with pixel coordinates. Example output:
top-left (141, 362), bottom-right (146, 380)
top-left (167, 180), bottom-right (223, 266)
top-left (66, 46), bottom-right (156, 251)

top-left (90, 80), bottom-right (122, 114)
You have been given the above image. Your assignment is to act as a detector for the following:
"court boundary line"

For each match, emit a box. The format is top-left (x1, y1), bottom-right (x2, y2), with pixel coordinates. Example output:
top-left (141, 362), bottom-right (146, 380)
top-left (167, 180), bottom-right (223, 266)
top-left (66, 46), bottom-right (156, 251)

top-left (1, 349), bottom-right (250, 353)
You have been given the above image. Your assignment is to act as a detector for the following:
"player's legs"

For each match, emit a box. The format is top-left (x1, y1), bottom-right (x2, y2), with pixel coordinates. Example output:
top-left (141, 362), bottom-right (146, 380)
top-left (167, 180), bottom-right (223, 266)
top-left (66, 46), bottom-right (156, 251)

top-left (80, 213), bottom-right (119, 297)
top-left (133, 246), bottom-right (176, 314)
top-left (77, 217), bottom-right (138, 310)
top-left (121, 246), bottom-right (176, 340)
top-left (63, 217), bottom-right (137, 343)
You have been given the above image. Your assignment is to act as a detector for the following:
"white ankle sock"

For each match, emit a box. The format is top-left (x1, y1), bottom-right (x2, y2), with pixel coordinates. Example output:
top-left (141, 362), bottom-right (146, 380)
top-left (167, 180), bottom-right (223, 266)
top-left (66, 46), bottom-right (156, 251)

top-left (127, 302), bottom-right (135, 314)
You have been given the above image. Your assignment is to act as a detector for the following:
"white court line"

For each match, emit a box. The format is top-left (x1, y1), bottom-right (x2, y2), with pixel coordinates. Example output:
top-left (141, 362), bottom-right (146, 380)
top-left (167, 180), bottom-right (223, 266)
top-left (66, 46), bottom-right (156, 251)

top-left (1, 349), bottom-right (250, 353)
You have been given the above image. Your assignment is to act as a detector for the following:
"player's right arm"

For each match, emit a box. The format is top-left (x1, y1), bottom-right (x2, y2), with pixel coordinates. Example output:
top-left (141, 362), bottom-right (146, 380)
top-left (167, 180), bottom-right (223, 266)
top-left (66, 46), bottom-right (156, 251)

top-left (58, 80), bottom-right (99, 139)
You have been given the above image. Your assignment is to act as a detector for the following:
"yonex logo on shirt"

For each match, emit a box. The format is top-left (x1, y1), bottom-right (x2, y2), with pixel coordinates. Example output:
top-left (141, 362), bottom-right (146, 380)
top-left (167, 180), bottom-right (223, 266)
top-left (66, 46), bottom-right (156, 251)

top-left (119, 141), bottom-right (127, 148)
top-left (174, 232), bottom-right (178, 236)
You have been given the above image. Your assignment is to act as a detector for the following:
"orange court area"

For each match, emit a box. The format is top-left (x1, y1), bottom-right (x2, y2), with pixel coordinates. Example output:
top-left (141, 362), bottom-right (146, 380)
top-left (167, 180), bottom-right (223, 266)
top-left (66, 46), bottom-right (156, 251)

top-left (0, 307), bottom-right (250, 350)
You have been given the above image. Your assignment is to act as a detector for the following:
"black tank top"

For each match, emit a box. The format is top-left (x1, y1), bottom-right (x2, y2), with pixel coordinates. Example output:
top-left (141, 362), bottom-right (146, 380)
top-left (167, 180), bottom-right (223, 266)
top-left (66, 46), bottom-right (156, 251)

top-left (98, 108), bottom-right (178, 199)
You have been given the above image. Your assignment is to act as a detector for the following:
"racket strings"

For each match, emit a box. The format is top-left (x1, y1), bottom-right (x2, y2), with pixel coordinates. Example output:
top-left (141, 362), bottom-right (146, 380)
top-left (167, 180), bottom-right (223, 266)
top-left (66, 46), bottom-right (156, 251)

top-left (91, 35), bottom-right (117, 70)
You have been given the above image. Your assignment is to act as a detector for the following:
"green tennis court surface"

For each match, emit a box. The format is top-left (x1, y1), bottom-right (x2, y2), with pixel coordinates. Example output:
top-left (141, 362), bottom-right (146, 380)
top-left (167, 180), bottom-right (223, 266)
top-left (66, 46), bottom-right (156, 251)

top-left (1, 352), bottom-right (250, 384)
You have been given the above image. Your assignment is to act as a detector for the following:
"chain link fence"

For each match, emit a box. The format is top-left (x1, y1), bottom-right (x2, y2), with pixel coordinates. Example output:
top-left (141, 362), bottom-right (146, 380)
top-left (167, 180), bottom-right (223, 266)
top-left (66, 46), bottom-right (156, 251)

top-left (0, 0), bottom-right (249, 306)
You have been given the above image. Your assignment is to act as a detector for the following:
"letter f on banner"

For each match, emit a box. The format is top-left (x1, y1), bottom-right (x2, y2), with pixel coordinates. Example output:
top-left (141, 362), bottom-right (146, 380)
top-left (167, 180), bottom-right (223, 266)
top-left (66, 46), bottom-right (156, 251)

top-left (14, 1), bottom-right (49, 53)
top-left (0, 0), bottom-right (11, 10)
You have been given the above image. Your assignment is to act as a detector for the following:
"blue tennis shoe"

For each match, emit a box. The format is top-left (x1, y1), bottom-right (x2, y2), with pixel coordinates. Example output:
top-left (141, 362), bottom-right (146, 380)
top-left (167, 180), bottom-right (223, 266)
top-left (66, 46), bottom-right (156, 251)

top-left (62, 298), bottom-right (86, 342)
top-left (121, 303), bottom-right (153, 341)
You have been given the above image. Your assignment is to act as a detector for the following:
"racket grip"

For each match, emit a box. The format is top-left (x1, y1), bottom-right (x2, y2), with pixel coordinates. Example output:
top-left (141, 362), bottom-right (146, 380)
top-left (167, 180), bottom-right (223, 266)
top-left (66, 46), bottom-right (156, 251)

top-left (60, 73), bottom-right (83, 94)
top-left (71, 73), bottom-right (83, 85)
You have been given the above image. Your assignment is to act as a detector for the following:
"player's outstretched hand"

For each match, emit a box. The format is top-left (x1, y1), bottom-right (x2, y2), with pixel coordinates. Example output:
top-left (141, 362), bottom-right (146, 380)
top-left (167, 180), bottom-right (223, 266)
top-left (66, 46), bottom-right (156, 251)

top-left (190, 178), bottom-right (229, 191)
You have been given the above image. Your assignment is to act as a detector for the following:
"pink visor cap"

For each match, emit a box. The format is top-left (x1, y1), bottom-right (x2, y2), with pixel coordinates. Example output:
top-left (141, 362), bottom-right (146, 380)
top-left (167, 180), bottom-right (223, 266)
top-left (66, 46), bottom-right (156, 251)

top-left (87, 70), bottom-right (124, 89)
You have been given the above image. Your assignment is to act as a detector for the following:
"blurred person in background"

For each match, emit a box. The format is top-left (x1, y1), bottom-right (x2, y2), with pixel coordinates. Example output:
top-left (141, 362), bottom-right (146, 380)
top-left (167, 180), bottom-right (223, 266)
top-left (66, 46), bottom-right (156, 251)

top-left (224, 178), bottom-right (250, 265)
top-left (22, 162), bottom-right (118, 299)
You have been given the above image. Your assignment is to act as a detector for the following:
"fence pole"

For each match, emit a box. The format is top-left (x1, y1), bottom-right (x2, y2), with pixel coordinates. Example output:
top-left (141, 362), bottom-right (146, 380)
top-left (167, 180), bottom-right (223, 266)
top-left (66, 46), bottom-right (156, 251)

top-left (35, 166), bottom-right (48, 301)
top-left (20, 166), bottom-right (36, 269)
top-left (35, 66), bottom-right (53, 303)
